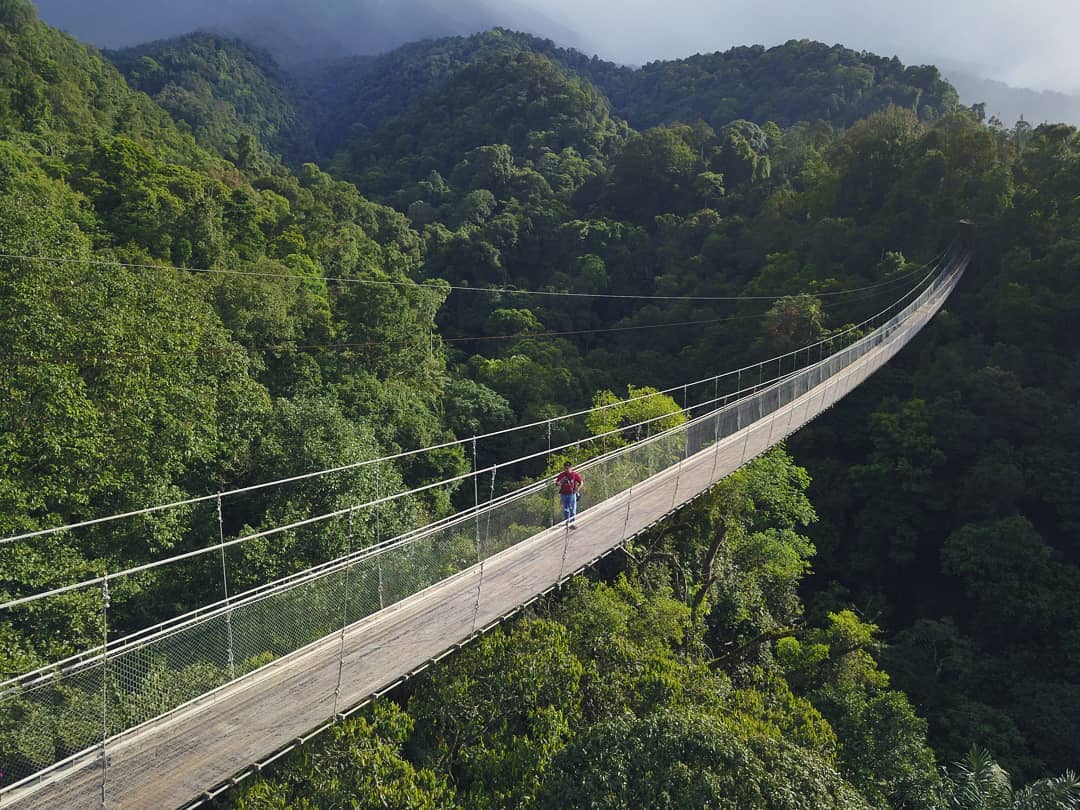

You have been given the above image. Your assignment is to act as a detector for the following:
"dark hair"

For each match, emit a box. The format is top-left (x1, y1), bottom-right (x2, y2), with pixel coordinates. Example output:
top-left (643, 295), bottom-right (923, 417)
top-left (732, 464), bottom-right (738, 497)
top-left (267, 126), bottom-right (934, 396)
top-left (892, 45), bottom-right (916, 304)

top-left (563, 461), bottom-right (572, 467)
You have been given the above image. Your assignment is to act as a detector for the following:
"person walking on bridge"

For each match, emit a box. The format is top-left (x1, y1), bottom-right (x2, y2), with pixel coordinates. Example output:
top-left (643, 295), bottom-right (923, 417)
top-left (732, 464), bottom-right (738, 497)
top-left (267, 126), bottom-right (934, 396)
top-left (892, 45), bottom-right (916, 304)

top-left (555, 461), bottom-right (583, 530)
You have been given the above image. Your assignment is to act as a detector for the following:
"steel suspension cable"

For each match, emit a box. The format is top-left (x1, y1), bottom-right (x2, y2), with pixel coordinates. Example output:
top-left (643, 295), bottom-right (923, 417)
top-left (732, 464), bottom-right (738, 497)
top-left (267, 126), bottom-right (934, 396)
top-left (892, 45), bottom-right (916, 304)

top-left (0, 266), bottom-right (927, 367)
top-left (0, 248), bottom-right (951, 547)
top-left (3, 271), bottom-right (966, 690)
top-left (0, 250), bottom-right (934, 302)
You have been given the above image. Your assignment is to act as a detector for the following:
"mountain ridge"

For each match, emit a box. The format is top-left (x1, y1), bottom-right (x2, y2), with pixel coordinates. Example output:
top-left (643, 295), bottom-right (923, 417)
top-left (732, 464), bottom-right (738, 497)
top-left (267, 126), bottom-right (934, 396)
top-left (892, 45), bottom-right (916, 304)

top-left (105, 28), bottom-right (966, 174)
top-left (32, 0), bottom-right (588, 65)
top-left (946, 68), bottom-right (1080, 127)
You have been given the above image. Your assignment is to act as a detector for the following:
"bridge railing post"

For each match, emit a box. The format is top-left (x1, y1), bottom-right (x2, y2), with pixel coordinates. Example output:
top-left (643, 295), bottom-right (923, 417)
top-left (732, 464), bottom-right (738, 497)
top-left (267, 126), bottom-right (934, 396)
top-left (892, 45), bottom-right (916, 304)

top-left (333, 508), bottom-right (356, 717)
top-left (547, 425), bottom-right (559, 527)
top-left (670, 418), bottom-right (688, 511)
top-left (484, 467), bottom-right (497, 553)
top-left (99, 572), bottom-right (110, 810)
top-left (765, 378), bottom-right (783, 450)
top-left (217, 494), bottom-right (236, 681)
top-left (601, 447), bottom-right (611, 500)
top-left (376, 465), bottom-right (385, 611)
top-left (472, 438), bottom-right (481, 558)
top-left (708, 394), bottom-right (724, 486)
top-left (472, 463), bottom-right (497, 633)
top-left (739, 394), bottom-right (759, 467)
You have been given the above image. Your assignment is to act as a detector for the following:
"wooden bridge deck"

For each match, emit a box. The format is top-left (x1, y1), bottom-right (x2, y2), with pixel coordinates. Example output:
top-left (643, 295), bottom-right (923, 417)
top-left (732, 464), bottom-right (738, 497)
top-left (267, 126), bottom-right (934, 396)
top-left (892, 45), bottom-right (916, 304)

top-left (4, 283), bottom-right (944, 809)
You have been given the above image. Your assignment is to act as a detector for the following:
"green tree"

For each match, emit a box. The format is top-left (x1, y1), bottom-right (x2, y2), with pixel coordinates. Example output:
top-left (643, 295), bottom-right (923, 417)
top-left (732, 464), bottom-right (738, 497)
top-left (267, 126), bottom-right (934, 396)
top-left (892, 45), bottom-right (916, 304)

top-left (537, 709), bottom-right (869, 810)
top-left (760, 293), bottom-right (827, 354)
top-left (407, 619), bottom-right (584, 809)
top-left (947, 747), bottom-right (1080, 810)
top-left (715, 120), bottom-right (773, 188)
top-left (585, 384), bottom-right (686, 452)
top-left (940, 517), bottom-right (1078, 642)
top-left (607, 127), bottom-right (699, 223)
top-left (232, 703), bottom-right (456, 810)
top-left (779, 612), bottom-right (946, 808)
top-left (685, 448), bottom-right (817, 630)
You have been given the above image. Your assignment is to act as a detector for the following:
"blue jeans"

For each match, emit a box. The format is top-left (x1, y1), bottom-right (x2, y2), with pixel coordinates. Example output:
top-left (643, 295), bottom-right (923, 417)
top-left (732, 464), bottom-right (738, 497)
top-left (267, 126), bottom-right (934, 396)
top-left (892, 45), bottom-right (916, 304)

top-left (560, 493), bottom-right (578, 524)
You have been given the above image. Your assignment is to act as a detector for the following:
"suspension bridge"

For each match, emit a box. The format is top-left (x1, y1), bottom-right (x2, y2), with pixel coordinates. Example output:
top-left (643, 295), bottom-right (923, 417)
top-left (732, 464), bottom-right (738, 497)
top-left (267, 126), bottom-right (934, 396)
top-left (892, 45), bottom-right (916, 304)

top-left (0, 247), bottom-right (970, 809)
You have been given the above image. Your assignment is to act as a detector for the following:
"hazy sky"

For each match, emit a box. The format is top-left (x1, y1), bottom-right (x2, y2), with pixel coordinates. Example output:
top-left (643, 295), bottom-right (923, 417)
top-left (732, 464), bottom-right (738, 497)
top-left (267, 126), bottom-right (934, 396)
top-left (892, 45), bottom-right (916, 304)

top-left (528, 0), bottom-right (1080, 94)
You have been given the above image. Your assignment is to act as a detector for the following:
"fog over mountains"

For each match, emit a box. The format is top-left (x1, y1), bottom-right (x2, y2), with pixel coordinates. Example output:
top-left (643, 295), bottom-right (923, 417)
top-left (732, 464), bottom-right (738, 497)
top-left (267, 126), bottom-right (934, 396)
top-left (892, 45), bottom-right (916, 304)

top-left (32, 0), bottom-right (587, 63)
top-left (945, 70), bottom-right (1080, 128)
top-left (32, 0), bottom-right (1080, 125)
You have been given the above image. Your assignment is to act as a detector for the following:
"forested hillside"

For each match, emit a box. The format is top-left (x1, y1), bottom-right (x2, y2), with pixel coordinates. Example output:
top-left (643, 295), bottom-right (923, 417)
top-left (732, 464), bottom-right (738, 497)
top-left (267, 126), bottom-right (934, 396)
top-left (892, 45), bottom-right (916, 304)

top-left (107, 32), bottom-right (314, 168)
top-left (297, 30), bottom-right (959, 164)
top-left (3, 1), bottom-right (1080, 806)
top-left (591, 40), bottom-right (959, 132)
top-left (0, 0), bottom-right (466, 696)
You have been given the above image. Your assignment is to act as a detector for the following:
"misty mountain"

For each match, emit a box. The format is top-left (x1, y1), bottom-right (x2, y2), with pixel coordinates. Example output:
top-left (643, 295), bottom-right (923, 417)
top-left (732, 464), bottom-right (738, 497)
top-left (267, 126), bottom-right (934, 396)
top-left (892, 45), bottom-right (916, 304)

top-left (945, 70), bottom-right (1080, 127)
top-left (294, 33), bottom-right (960, 164)
top-left (104, 25), bottom-right (964, 174)
top-left (31, 0), bottom-right (587, 64)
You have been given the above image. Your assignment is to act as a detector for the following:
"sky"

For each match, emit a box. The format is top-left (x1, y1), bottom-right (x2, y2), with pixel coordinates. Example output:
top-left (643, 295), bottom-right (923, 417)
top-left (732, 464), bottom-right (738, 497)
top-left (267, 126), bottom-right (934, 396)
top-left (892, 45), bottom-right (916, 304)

top-left (528, 0), bottom-right (1080, 94)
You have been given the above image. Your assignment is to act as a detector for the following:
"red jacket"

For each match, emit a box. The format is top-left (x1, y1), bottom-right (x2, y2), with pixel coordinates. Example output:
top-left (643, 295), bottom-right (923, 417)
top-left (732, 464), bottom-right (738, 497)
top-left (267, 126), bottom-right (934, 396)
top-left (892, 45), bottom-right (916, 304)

top-left (555, 470), bottom-right (582, 494)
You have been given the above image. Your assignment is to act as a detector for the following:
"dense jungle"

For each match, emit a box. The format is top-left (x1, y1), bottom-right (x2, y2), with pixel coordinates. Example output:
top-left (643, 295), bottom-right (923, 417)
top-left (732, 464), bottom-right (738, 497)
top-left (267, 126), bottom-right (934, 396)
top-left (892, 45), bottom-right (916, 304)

top-left (2, 1), bottom-right (1079, 805)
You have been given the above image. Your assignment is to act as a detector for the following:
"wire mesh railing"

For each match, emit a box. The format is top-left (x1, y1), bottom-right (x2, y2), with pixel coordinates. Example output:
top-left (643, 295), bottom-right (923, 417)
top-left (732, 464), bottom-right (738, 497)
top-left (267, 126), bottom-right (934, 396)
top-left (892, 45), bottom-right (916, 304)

top-left (0, 250), bottom-right (967, 798)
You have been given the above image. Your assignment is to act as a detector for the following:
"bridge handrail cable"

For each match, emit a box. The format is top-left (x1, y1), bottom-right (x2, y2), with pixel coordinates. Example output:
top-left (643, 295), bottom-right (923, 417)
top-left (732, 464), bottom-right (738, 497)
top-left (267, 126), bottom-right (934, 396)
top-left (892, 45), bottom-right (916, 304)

top-left (1, 250), bottom-right (966, 688)
top-left (0, 253), bottom-right (957, 616)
